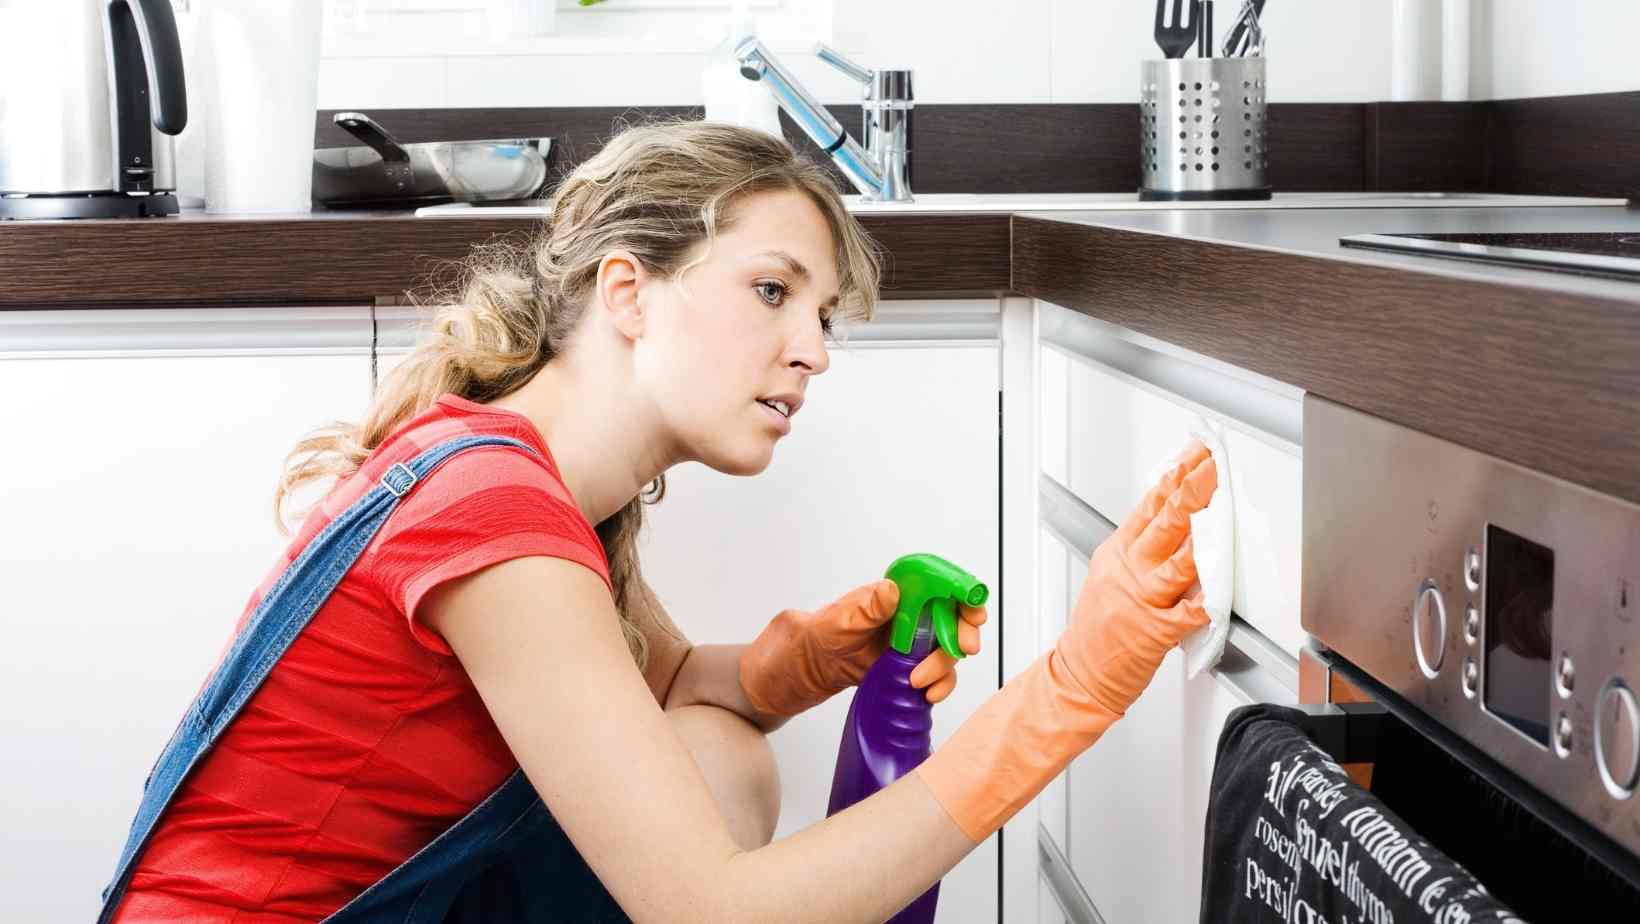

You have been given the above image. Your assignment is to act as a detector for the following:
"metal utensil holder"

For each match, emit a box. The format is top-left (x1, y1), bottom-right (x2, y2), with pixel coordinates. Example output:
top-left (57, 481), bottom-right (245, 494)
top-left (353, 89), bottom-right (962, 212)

top-left (1140, 57), bottom-right (1270, 200)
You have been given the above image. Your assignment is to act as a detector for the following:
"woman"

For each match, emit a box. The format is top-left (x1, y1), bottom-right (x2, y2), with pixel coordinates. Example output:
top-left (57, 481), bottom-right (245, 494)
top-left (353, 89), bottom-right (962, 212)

top-left (100, 121), bottom-right (1216, 923)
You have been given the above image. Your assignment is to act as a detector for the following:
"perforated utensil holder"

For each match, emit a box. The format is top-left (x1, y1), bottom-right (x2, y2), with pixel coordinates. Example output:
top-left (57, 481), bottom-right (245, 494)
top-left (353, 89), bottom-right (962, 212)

top-left (1140, 57), bottom-right (1270, 201)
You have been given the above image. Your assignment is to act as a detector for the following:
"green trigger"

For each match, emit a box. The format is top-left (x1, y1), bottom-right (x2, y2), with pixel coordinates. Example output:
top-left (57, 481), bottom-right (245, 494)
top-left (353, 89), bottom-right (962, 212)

top-left (930, 597), bottom-right (962, 661)
top-left (883, 553), bottom-right (989, 660)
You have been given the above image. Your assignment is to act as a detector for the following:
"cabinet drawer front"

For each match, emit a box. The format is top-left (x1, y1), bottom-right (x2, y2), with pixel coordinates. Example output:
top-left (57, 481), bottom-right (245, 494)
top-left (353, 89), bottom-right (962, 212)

top-left (1039, 473), bottom-right (1304, 924)
top-left (1042, 310), bottom-right (1306, 656)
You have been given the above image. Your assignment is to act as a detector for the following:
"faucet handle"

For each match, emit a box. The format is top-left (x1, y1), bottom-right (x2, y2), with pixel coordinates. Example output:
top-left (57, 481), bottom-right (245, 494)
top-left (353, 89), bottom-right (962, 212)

top-left (815, 43), bottom-right (873, 85)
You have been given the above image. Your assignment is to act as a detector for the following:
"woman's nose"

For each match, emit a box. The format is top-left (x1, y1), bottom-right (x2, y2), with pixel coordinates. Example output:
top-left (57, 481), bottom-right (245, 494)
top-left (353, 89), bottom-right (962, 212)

top-left (786, 320), bottom-right (831, 376)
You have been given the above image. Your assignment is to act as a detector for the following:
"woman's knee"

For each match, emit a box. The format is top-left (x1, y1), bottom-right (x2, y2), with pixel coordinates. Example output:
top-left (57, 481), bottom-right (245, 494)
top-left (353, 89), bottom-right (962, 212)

top-left (666, 704), bottom-right (781, 850)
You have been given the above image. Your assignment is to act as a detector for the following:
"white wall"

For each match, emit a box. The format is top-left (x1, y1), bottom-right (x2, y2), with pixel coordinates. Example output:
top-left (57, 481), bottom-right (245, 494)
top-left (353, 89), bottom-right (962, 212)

top-left (315, 0), bottom-right (1399, 110)
top-left (1470, 0), bottom-right (1640, 100)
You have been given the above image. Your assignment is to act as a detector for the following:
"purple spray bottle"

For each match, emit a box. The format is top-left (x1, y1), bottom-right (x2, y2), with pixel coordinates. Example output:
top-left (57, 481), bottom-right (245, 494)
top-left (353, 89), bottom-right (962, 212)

top-left (826, 553), bottom-right (989, 924)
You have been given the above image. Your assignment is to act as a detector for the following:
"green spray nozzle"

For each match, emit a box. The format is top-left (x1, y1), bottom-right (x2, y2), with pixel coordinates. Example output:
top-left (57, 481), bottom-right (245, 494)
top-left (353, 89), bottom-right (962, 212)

top-left (884, 553), bottom-right (989, 660)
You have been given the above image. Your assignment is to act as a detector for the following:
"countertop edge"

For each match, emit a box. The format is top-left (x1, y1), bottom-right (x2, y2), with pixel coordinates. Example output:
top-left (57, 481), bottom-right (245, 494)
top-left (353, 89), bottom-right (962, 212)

top-left (1011, 213), bottom-right (1640, 506)
top-left (0, 212), bottom-right (1014, 309)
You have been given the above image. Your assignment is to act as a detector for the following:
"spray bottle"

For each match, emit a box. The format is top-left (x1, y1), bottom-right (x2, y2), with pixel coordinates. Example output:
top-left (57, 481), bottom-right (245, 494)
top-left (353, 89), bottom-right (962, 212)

top-left (826, 553), bottom-right (989, 924)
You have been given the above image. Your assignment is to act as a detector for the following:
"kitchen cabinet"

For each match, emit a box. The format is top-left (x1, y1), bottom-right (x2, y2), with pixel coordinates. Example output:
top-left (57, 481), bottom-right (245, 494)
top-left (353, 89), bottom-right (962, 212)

top-left (0, 306), bottom-right (378, 922)
top-left (1038, 525), bottom-right (1255, 923)
top-left (1045, 307), bottom-right (1306, 658)
top-left (5, 290), bottom-right (1310, 923)
top-left (632, 299), bottom-right (1003, 924)
top-left (1005, 300), bottom-right (1308, 923)
top-left (0, 298), bottom-right (1005, 922)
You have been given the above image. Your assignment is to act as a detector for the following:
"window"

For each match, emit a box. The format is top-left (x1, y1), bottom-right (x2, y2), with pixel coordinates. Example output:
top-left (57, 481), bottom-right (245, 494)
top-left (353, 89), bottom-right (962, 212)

top-left (324, 0), bottom-right (833, 54)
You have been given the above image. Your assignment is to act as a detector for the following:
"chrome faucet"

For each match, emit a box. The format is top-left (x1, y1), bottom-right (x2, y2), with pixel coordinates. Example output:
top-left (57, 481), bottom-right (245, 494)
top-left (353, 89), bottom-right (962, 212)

top-left (733, 37), bottom-right (914, 203)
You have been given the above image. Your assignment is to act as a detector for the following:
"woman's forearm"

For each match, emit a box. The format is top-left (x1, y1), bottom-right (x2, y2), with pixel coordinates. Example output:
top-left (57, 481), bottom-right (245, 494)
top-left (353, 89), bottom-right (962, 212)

top-left (663, 643), bottom-right (790, 734)
top-left (716, 771), bottom-right (975, 924)
top-left (667, 649), bottom-right (976, 923)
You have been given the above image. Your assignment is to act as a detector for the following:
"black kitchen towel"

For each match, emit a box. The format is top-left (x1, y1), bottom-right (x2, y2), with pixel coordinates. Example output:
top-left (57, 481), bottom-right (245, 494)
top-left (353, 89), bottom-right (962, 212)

top-left (1200, 704), bottom-right (1525, 923)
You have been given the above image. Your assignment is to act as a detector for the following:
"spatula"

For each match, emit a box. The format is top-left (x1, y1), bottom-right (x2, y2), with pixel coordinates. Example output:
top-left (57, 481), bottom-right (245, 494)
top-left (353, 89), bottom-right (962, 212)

top-left (1154, 0), bottom-right (1200, 59)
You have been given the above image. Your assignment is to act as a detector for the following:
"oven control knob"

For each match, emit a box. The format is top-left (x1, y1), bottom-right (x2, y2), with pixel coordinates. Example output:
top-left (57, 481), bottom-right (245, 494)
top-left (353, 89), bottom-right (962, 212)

top-left (1595, 680), bottom-right (1640, 800)
top-left (1557, 655), bottom-right (1575, 698)
top-left (1555, 712), bottom-right (1574, 758)
top-left (1464, 605), bottom-right (1480, 645)
top-left (1413, 579), bottom-right (1447, 679)
top-left (1464, 545), bottom-right (1482, 592)
top-left (1461, 657), bottom-right (1479, 699)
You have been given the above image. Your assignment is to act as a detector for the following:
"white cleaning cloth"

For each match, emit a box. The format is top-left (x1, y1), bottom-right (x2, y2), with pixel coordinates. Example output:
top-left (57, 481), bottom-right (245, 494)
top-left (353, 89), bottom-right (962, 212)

top-left (1176, 416), bottom-right (1235, 678)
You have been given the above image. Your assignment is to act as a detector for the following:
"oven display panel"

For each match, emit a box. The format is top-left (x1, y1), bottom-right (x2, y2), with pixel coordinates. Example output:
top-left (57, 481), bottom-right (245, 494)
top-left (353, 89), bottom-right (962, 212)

top-left (1483, 524), bottom-right (1555, 747)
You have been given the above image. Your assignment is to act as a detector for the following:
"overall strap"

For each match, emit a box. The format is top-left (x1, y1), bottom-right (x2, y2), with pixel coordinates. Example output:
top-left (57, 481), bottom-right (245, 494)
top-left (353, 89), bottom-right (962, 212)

top-left (97, 434), bottom-right (543, 924)
top-left (317, 769), bottom-right (548, 924)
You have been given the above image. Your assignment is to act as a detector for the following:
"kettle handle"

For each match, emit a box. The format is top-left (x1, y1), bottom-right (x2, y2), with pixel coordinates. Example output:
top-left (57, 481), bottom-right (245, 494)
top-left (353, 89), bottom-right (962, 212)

top-left (112, 0), bottom-right (188, 134)
top-left (106, 0), bottom-right (187, 194)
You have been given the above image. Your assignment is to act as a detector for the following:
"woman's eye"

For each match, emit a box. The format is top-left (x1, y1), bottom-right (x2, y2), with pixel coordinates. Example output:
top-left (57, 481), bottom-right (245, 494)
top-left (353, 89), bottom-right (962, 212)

top-left (755, 281), bottom-right (787, 306)
top-left (819, 313), bottom-right (835, 336)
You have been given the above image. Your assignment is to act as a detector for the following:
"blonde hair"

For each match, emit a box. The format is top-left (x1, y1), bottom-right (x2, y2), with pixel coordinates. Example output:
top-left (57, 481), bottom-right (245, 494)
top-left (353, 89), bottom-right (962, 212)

top-left (273, 120), bottom-right (882, 668)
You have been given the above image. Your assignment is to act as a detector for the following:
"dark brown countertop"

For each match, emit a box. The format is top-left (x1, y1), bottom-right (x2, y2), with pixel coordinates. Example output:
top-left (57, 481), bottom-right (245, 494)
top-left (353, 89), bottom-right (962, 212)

top-left (1012, 206), bottom-right (1640, 505)
top-left (0, 207), bottom-right (1010, 308)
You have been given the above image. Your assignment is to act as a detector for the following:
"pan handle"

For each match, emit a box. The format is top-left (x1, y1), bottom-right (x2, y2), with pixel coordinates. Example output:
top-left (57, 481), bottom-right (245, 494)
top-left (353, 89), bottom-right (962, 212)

top-left (332, 112), bottom-right (411, 164)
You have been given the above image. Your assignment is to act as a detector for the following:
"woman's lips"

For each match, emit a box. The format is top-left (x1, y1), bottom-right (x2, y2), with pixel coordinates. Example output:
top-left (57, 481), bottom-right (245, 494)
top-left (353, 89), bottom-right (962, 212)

top-left (757, 400), bottom-right (792, 434)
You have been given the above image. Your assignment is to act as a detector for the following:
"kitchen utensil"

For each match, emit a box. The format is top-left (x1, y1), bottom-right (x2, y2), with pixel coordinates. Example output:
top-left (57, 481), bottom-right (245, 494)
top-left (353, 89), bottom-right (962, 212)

top-left (1200, 0), bottom-right (1214, 58)
top-left (1154, 0), bottom-right (1200, 60)
top-left (0, 0), bottom-right (187, 220)
top-left (1139, 56), bottom-right (1270, 200)
top-left (312, 112), bottom-right (555, 209)
top-left (1223, 0), bottom-right (1266, 57)
top-left (1244, 13), bottom-right (1265, 57)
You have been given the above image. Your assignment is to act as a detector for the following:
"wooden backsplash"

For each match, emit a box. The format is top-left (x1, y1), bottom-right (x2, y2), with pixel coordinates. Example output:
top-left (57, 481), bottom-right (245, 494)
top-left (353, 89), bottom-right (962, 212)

top-left (316, 90), bottom-right (1639, 199)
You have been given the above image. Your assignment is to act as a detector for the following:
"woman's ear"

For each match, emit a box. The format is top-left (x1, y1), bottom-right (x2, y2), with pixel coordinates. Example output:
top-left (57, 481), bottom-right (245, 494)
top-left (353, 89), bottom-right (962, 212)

top-left (596, 249), bottom-right (648, 340)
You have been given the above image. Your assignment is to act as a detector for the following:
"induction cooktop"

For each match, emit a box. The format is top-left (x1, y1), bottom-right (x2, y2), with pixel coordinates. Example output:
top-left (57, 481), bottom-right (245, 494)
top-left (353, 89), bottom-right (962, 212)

top-left (1339, 232), bottom-right (1640, 281)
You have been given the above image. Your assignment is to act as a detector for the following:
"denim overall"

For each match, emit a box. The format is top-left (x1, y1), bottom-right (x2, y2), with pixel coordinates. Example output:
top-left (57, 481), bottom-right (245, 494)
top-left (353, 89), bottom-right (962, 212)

top-left (99, 435), bottom-right (631, 923)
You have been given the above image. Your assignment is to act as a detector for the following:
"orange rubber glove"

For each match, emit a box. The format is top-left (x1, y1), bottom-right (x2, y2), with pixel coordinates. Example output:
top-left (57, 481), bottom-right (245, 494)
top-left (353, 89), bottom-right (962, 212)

top-left (916, 439), bottom-right (1218, 843)
top-left (739, 579), bottom-right (989, 718)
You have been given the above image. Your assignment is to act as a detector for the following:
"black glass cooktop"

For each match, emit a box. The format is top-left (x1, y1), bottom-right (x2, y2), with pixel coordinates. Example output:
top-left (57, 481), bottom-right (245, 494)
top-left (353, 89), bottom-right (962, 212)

top-left (1339, 232), bottom-right (1640, 281)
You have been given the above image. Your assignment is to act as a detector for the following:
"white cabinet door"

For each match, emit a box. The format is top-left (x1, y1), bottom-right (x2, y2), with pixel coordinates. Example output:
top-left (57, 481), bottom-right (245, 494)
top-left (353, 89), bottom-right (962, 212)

top-left (1063, 646), bottom-right (1251, 924)
top-left (0, 342), bottom-right (373, 922)
top-left (1040, 301), bottom-right (1308, 657)
top-left (636, 318), bottom-right (1002, 924)
top-left (4, 300), bottom-right (1000, 922)
top-left (1180, 662), bottom-right (1256, 896)
top-left (1027, 301), bottom-right (1309, 923)
top-left (1040, 876), bottom-right (1071, 924)
top-left (1065, 624), bottom-right (1198, 924)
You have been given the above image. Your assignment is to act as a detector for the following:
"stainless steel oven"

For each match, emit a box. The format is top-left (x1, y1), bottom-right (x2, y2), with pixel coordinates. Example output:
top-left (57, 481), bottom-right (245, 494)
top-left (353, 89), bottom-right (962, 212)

top-left (1302, 393), bottom-right (1640, 895)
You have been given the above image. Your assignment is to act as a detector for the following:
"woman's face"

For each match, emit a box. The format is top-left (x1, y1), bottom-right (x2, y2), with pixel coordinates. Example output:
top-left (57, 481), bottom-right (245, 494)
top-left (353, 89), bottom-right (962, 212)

top-left (636, 187), bottom-right (840, 476)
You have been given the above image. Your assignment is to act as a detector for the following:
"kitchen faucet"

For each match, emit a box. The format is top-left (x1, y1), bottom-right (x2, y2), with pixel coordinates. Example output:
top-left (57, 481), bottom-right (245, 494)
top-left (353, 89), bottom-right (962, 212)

top-left (733, 37), bottom-right (914, 203)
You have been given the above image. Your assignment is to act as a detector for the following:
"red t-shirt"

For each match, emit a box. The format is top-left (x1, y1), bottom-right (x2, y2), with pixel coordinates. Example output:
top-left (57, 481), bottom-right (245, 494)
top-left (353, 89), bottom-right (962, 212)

top-left (112, 394), bottom-right (612, 923)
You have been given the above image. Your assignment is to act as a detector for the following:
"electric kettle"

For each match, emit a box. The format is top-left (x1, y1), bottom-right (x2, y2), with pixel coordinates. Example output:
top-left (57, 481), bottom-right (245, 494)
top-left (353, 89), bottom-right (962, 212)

top-left (0, 0), bottom-right (188, 220)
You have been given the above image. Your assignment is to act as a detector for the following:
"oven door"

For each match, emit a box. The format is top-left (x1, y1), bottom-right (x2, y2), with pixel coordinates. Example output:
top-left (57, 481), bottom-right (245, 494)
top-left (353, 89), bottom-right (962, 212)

top-left (1302, 394), bottom-right (1640, 909)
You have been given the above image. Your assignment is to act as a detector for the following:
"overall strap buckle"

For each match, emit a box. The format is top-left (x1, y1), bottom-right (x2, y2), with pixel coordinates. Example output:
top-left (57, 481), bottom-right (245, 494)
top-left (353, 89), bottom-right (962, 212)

top-left (381, 462), bottom-right (418, 498)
